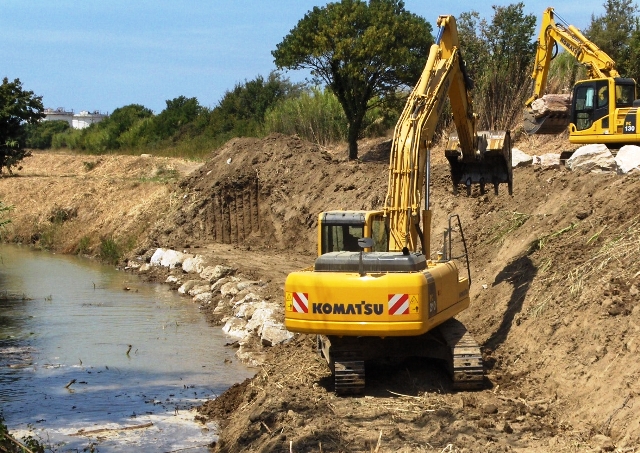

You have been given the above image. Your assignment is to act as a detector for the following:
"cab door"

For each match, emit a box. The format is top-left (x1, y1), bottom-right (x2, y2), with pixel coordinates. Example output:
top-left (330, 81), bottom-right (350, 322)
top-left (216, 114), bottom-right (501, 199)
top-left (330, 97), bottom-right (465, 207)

top-left (572, 80), bottom-right (610, 131)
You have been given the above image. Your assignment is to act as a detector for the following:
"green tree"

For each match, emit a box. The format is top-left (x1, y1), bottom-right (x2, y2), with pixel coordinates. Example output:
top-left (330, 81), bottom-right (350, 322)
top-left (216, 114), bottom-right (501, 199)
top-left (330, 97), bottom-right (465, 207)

top-left (152, 96), bottom-right (204, 141)
top-left (53, 103), bottom-right (153, 152)
top-left (457, 4), bottom-right (536, 130)
top-left (272, 0), bottom-right (433, 160)
top-left (586, 0), bottom-right (640, 79)
top-left (206, 72), bottom-right (303, 141)
top-left (25, 120), bottom-right (70, 149)
top-left (0, 77), bottom-right (44, 173)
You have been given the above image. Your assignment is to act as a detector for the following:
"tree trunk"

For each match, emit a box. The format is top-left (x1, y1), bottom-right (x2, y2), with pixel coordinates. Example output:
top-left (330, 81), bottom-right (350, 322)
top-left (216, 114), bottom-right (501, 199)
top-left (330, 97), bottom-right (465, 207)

top-left (348, 124), bottom-right (359, 160)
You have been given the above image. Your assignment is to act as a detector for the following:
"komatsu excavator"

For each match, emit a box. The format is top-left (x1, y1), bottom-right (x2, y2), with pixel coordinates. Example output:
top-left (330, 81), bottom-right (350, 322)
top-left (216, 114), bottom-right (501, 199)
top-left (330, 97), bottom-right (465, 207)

top-left (284, 15), bottom-right (512, 395)
top-left (524, 7), bottom-right (639, 145)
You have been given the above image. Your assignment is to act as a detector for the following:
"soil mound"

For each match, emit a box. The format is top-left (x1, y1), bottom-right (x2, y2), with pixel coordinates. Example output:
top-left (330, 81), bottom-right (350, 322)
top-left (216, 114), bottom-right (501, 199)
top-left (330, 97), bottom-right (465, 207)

top-left (154, 133), bottom-right (389, 254)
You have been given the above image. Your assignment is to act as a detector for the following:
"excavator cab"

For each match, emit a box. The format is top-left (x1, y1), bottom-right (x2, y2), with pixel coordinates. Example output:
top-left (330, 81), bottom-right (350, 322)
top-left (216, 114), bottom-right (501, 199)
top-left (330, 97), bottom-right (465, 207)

top-left (317, 211), bottom-right (387, 256)
top-left (570, 78), bottom-right (637, 131)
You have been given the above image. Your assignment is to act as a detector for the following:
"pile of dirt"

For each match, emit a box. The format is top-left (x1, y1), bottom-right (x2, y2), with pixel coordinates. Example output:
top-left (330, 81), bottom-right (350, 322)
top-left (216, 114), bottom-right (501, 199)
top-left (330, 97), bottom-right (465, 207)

top-left (152, 133), bottom-right (389, 255)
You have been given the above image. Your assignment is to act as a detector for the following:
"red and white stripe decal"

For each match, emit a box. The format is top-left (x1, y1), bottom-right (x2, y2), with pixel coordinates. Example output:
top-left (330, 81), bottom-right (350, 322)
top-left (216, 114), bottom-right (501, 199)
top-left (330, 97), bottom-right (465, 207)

top-left (292, 292), bottom-right (309, 313)
top-left (388, 293), bottom-right (409, 315)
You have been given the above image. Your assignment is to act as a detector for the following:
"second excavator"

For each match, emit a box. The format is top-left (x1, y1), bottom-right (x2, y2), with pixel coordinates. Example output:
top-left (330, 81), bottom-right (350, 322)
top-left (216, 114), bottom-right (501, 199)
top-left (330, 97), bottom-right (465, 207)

top-left (524, 7), bottom-right (639, 145)
top-left (283, 15), bottom-right (512, 394)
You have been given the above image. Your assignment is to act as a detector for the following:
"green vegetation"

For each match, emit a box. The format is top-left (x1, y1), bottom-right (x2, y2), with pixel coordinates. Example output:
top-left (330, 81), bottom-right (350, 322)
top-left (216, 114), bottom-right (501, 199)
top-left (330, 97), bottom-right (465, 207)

top-left (488, 211), bottom-right (531, 245)
top-left (76, 236), bottom-right (91, 255)
top-left (22, 1), bottom-right (638, 162)
top-left (457, 3), bottom-right (536, 131)
top-left (1, 415), bottom-right (45, 453)
top-left (585, 0), bottom-right (640, 80)
top-left (272, 0), bottom-right (433, 159)
top-left (0, 201), bottom-right (12, 232)
top-left (99, 236), bottom-right (122, 265)
top-left (25, 120), bottom-right (70, 149)
top-left (0, 77), bottom-right (44, 173)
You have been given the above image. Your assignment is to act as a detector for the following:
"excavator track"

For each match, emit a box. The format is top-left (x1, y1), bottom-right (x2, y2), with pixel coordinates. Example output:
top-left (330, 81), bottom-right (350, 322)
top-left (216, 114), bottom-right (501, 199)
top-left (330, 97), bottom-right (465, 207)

top-left (438, 319), bottom-right (485, 390)
top-left (317, 336), bottom-right (366, 395)
top-left (334, 360), bottom-right (365, 395)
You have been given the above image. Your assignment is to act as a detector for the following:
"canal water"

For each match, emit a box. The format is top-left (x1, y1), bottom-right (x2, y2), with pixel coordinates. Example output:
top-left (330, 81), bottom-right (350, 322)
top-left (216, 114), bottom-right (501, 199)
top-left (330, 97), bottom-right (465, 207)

top-left (0, 244), bottom-right (254, 452)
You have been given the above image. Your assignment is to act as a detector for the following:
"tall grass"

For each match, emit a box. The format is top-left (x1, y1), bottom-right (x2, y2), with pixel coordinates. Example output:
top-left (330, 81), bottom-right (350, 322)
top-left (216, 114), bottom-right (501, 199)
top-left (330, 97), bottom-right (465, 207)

top-left (546, 51), bottom-right (588, 94)
top-left (263, 87), bottom-right (348, 145)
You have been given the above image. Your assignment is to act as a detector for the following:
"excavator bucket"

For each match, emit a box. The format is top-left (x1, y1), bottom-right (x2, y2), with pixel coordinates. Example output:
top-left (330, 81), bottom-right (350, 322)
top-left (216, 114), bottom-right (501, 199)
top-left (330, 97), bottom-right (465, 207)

top-left (445, 130), bottom-right (513, 196)
top-left (523, 108), bottom-right (570, 134)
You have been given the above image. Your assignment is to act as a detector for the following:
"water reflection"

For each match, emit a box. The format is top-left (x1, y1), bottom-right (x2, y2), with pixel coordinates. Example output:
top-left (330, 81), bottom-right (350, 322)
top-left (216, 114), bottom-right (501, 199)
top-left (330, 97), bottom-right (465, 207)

top-left (0, 245), bottom-right (254, 452)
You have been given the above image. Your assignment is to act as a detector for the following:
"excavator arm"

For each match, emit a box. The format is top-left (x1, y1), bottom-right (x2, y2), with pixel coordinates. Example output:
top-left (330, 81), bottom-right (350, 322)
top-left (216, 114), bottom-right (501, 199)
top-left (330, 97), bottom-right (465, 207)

top-left (384, 15), bottom-right (512, 252)
top-left (525, 7), bottom-right (620, 134)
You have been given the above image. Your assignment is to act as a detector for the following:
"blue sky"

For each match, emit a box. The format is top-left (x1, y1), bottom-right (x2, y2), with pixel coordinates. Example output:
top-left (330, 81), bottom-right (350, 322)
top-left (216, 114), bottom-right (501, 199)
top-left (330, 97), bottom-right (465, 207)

top-left (0, 0), bottom-right (606, 114)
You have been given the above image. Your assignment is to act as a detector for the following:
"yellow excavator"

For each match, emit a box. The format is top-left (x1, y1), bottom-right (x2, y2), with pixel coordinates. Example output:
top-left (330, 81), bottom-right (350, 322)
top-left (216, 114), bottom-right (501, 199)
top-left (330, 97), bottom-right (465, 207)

top-left (524, 7), bottom-right (639, 144)
top-left (284, 15), bottom-right (512, 394)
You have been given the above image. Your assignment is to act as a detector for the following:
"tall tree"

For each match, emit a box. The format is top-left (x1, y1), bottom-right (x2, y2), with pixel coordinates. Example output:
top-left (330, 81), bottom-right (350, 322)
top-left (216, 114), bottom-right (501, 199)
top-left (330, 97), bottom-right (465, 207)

top-left (0, 77), bottom-right (44, 173)
top-left (585, 0), bottom-right (639, 79)
top-left (273, 0), bottom-right (433, 160)
top-left (456, 4), bottom-right (536, 130)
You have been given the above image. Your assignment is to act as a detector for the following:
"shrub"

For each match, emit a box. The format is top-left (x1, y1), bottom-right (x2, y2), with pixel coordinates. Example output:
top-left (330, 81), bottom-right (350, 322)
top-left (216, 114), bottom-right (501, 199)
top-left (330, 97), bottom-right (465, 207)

top-left (99, 236), bottom-right (121, 265)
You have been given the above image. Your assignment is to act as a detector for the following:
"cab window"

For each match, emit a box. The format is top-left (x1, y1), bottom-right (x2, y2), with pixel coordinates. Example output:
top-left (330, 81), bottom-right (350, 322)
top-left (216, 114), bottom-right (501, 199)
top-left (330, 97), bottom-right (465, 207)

top-left (370, 215), bottom-right (389, 252)
top-left (321, 224), bottom-right (364, 253)
top-left (616, 84), bottom-right (635, 107)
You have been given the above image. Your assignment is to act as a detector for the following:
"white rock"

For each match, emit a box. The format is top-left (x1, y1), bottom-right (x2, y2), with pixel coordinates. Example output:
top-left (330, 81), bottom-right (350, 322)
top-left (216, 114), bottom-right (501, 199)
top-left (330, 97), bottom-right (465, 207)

top-left (188, 284), bottom-right (211, 297)
top-left (236, 281), bottom-right (261, 291)
top-left (566, 143), bottom-right (616, 172)
top-left (182, 255), bottom-right (206, 274)
top-left (234, 294), bottom-right (263, 319)
top-left (536, 153), bottom-right (562, 168)
top-left (126, 260), bottom-right (141, 269)
top-left (178, 280), bottom-right (201, 295)
top-left (211, 277), bottom-right (228, 292)
top-left (245, 303), bottom-right (277, 332)
top-left (160, 249), bottom-right (191, 269)
top-left (150, 248), bottom-right (166, 266)
top-left (213, 300), bottom-right (227, 314)
top-left (260, 322), bottom-right (294, 346)
top-left (236, 348), bottom-right (265, 366)
top-left (200, 264), bottom-right (234, 282)
top-left (222, 317), bottom-right (249, 339)
top-left (220, 280), bottom-right (242, 297)
top-left (193, 292), bottom-right (213, 304)
top-left (615, 145), bottom-right (640, 174)
top-left (234, 292), bottom-right (262, 307)
top-left (165, 275), bottom-right (179, 284)
top-left (138, 263), bottom-right (152, 273)
top-left (511, 147), bottom-right (533, 168)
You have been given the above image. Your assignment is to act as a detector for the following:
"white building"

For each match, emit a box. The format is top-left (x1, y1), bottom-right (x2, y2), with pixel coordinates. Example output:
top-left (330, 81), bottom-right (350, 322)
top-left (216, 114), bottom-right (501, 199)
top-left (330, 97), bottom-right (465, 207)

top-left (43, 108), bottom-right (108, 129)
top-left (72, 111), bottom-right (107, 129)
top-left (43, 108), bottom-right (74, 126)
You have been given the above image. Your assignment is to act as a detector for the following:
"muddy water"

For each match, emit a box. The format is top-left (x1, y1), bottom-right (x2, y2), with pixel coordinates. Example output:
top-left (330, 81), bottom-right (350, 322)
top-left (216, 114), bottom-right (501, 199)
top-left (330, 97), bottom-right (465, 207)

top-left (0, 245), bottom-right (254, 452)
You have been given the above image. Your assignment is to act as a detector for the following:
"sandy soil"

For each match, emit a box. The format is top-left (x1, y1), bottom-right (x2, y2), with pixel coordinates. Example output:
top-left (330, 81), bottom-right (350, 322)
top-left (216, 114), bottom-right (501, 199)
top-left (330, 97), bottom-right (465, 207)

top-left (1, 133), bottom-right (639, 452)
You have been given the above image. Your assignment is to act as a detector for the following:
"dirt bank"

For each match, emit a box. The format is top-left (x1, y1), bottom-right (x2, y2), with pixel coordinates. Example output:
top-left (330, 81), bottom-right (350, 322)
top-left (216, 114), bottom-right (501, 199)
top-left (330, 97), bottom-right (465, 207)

top-left (2, 134), bottom-right (640, 452)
